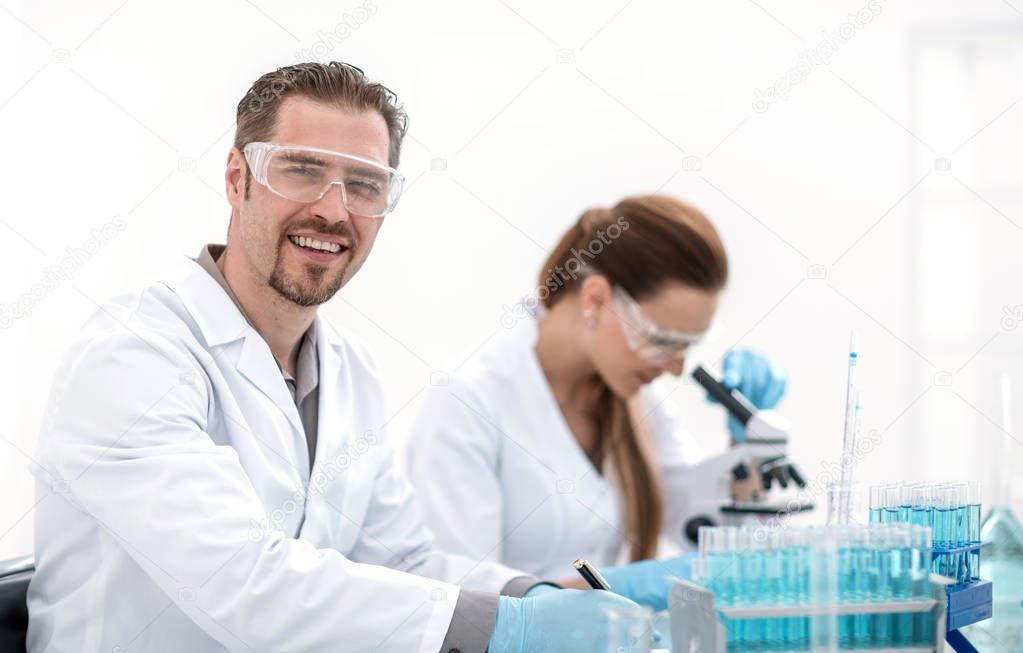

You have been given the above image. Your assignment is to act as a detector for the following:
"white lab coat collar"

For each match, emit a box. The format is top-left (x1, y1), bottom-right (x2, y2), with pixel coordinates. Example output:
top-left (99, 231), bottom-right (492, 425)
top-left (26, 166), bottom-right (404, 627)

top-left (163, 255), bottom-right (250, 347)
top-left (161, 255), bottom-right (347, 476)
top-left (163, 255), bottom-right (347, 353)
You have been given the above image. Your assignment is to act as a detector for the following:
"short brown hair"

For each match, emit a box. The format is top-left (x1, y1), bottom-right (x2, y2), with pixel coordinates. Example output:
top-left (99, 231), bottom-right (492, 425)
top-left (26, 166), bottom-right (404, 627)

top-left (234, 61), bottom-right (408, 168)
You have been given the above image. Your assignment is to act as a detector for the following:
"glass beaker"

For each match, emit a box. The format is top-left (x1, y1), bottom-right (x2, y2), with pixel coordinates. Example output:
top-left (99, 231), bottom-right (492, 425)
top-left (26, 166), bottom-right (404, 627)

top-left (605, 604), bottom-right (654, 653)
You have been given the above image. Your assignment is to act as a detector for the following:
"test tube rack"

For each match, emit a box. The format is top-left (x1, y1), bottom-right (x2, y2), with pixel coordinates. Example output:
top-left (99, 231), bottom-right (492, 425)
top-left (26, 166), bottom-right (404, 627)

top-left (665, 543), bottom-right (994, 653)
top-left (668, 575), bottom-right (949, 653)
top-left (931, 540), bottom-right (992, 653)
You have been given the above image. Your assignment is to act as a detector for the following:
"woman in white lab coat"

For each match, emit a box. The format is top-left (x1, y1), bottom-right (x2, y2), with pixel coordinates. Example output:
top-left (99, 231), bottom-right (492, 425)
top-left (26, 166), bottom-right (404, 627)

top-left (406, 194), bottom-right (786, 602)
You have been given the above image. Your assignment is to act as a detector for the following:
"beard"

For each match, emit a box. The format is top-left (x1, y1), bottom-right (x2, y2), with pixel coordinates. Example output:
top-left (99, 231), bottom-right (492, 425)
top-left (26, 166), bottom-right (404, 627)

top-left (268, 255), bottom-right (348, 307)
top-left (266, 222), bottom-right (358, 307)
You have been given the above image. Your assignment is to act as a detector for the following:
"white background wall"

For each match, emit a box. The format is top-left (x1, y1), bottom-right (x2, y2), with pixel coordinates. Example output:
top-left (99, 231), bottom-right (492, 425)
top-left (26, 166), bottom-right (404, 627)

top-left (2, 0), bottom-right (1022, 559)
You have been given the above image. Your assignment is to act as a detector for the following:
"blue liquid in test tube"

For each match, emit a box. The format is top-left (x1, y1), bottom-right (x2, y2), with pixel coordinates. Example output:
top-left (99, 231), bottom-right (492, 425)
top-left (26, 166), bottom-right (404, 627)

top-left (849, 529), bottom-right (872, 648)
top-left (884, 486), bottom-right (902, 526)
top-left (724, 529), bottom-right (741, 649)
top-left (909, 490), bottom-right (933, 644)
top-left (869, 486), bottom-right (883, 524)
top-left (952, 484), bottom-right (968, 583)
top-left (870, 526), bottom-right (893, 647)
top-left (740, 531), bottom-right (763, 652)
top-left (781, 532), bottom-right (808, 650)
top-left (890, 525), bottom-right (914, 646)
top-left (967, 481), bottom-right (982, 582)
top-left (899, 483), bottom-right (914, 523)
top-left (912, 525), bottom-right (934, 646)
top-left (701, 527), bottom-right (739, 650)
top-left (934, 490), bottom-right (953, 578)
top-left (764, 531), bottom-right (784, 650)
top-left (837, 539), bottom-right (850, 648)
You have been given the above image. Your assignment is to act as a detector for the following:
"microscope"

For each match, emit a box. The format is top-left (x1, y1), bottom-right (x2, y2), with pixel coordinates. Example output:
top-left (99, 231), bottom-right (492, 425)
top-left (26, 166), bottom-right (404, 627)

top-left (679, 365), bottom-right (814, 545)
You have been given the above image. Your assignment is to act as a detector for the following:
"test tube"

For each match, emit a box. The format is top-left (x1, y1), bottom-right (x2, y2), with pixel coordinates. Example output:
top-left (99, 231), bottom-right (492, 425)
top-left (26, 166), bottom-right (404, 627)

top-left (764, 530), bottom-right (784, 650)
top-left (966, 481), bottom-right (981, 581)
top-left (783, 528), bottom-right (809, 650)
top-left (741, 528), bottom-right (765, 651)
top-left (696, 525), bottom-right (713, 586)
top-left (701, 527), bottom-right (738, 646)
top-left (869, 486), bottom-right (883, 524)
top-left (911, 525), bottom-right (934, 646)
top-left (697, 527), bottom-right (718, 592)
top-left (831, 525), bottom-right (851, 648)
top-left (930, 485), bottom-right (946, 577)
top-left (867, 528), bottom-right (892, 650)
top-left (952, 483), bottom-right (968, 583)
top-left (909, 485), bottom-right (932, 532)
top-left (807, 525), bottom-right (841, 652)
top-left (726, 527), bottom-right (746, 645)
top-left (889, 524), bottom-right (913, 646)
top-left (898, 482), bottom-right (915, 522)
top-left (884, 486), bottom-right (902, 524)
top-left (850, 527), bottom-right (872, 648)
top-left (938, 485), bottom-right (959, 579)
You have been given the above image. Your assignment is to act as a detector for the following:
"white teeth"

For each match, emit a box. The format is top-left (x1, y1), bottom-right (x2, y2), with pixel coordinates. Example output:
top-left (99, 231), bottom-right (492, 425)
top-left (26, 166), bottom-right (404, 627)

top-left (289, 235), bottom-right (341, 253)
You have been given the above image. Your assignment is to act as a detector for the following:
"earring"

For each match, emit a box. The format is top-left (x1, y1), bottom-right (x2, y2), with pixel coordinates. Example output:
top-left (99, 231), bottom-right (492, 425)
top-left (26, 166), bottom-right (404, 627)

top-left (584, 310), bottom-right (596, 330)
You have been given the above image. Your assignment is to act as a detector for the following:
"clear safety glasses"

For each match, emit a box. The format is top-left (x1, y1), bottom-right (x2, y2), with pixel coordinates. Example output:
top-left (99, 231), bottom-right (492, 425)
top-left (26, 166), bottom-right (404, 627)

top-left (612, 285), bottom-right (710, 365)
top-left (243, 142), bottom-right (404, 218)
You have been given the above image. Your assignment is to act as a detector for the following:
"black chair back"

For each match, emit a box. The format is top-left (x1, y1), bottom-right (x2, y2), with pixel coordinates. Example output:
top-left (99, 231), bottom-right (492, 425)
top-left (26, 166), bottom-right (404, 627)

top-left (0, 556), bottom-right (33, 653)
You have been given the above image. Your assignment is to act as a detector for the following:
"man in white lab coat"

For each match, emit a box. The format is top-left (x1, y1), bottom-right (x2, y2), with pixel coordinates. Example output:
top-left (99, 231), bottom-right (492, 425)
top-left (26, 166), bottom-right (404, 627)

top-left (26, 62), bottom-right (642, 652)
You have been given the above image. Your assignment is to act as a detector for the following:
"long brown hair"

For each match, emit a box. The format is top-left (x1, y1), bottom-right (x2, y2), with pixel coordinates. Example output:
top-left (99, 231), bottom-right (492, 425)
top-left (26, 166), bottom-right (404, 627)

top-left (538, 195), bottom-right (729, 561)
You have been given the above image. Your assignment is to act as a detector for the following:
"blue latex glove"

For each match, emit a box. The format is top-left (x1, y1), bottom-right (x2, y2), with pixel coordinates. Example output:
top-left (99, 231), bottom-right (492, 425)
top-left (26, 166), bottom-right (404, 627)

top-left (488, 589), bottom-right (656, 653)
top-left (601, 552), bottom-right (697, 611)
top-left (710, 349), bottom-right (787, 442)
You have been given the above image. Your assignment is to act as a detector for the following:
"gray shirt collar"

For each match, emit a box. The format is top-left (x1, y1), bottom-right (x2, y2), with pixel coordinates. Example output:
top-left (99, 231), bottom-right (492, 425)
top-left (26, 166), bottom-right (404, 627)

top-left (194, 244), bottom-right (318, 400)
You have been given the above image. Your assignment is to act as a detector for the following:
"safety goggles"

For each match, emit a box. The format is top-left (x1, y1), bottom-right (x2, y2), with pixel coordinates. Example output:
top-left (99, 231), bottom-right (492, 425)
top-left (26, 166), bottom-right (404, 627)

top-left (612, 285), bottom-right (711, 365)
top-left (243, 142), bottom-right (404, 218)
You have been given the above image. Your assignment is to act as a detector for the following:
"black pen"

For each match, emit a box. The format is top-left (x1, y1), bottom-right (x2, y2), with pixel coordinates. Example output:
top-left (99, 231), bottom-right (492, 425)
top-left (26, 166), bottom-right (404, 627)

top-left (572, 558), bottom-right (612, 591)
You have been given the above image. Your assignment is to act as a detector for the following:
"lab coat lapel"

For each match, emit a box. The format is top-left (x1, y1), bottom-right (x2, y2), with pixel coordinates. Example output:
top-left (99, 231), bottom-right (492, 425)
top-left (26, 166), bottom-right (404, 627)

top-left (163, 256), bottom-right (309, 473)
top-left (310, 315), bottom-right (366, 475)
top-left (302, 315), bottom-right (372, 551)
top-left (234, 336), bottom-right (309, 472)
top-left (514, 316), bottom-right (603, 482)
top-left (312, 314), bottom-right (344, 472)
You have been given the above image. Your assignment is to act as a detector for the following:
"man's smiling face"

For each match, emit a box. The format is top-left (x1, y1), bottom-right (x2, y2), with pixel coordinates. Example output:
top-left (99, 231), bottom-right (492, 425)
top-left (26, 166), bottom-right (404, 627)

top-left (230, 96), bottom-right (392, 307)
